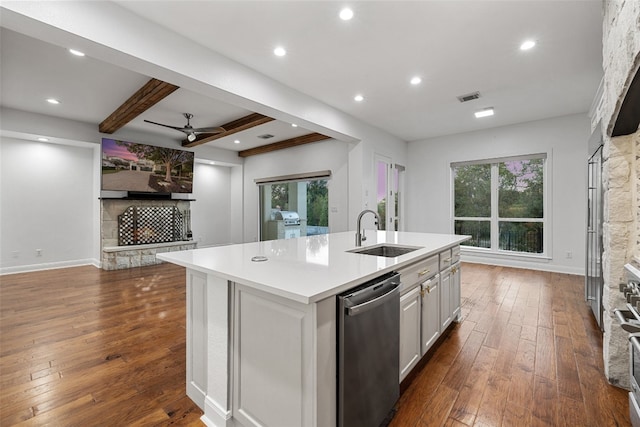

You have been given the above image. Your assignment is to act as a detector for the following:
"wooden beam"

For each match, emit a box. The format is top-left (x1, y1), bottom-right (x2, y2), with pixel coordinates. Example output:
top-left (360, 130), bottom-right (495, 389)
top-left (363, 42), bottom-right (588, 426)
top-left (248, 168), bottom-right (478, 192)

top-left (99, 78), bottom-right (179, 134)
top-left (238, 133), bottom-right (332, 158)
top-left (182, 113), bottom-right (275, 147)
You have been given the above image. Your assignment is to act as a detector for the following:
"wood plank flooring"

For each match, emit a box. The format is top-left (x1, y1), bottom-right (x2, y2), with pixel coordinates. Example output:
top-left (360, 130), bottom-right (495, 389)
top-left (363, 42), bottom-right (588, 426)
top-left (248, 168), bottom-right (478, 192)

top-left (0, 262), bottom-right (631, 426)
top-left (391, 264), bottom-right (630, 427)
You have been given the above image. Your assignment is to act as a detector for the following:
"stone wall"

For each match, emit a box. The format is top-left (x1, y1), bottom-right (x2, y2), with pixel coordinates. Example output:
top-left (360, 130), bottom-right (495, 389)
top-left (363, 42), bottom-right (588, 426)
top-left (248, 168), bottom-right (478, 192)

top-left (602, 131), bottom-right (638, 387)
top-left (599, 0), bottom-right (640, 388)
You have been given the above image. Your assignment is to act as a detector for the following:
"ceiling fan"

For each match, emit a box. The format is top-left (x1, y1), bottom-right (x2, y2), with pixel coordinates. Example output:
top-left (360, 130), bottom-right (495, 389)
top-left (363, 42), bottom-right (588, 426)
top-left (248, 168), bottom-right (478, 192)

top-left (144, 113), bottom-right (225, 142)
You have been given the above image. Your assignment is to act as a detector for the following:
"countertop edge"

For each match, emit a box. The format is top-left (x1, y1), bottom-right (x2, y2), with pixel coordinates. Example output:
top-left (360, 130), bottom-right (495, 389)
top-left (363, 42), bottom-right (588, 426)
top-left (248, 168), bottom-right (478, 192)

top-left (157, 235), bottom-right (469, 304)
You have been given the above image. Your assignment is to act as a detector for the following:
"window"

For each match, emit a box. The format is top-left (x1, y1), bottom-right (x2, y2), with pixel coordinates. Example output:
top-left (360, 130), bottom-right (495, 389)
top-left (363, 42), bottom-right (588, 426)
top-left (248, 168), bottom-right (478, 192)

top-left (376, 155), bottom-right (405, 231)
top-left (452, 154), bottom-right (546, 255)
top-left (257, 172), bottom-right (330, 241)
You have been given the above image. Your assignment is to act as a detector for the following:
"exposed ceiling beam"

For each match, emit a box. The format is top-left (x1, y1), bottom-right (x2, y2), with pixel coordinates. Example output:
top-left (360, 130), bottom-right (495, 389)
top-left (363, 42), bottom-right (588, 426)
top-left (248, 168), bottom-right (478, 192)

top-left (238, 133), bottom-right (332, 158)
top-left (182, 113), bottom-right (275, 147)
top-left (99, 78), bottom-right (179, 134)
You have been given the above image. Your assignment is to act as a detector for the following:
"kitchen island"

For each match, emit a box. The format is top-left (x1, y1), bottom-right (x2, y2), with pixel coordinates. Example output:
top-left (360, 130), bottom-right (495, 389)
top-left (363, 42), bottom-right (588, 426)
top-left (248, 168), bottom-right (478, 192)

top-left (157, 230), bottom-right (469, 427)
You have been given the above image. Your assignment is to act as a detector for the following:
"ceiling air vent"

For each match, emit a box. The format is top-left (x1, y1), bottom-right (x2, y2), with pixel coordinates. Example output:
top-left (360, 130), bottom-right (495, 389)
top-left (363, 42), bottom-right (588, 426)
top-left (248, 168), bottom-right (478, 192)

top-left (457, 91), bottom-right (481, 103)
top-left (257, 134), bottom-right (275, 139)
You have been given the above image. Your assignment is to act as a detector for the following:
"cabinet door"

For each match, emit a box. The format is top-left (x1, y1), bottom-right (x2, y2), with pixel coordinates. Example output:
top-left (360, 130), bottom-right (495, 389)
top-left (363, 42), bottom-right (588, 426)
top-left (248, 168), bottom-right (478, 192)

top-left (451, 262), bottom-right (461, 321)
top-left (440, 269), bottom-right (452, 331)
top-left (399, 286), bottom-right (421, 381)
top-left (421, 275), bottom-right (440, 354)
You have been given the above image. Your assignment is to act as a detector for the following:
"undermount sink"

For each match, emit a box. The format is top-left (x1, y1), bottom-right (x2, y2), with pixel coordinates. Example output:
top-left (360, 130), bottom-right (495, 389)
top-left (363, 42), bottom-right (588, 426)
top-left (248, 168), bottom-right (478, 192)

top-left (348, 244), bottom-right (422, 258)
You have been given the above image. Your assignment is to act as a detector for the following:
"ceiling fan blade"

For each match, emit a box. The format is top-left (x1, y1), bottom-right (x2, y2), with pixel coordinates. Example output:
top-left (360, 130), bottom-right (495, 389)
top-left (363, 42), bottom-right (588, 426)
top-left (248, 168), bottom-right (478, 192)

top-left (143, 119), bottom-right (183, 131)
top-left (192, 126), bottom-right (226, 134)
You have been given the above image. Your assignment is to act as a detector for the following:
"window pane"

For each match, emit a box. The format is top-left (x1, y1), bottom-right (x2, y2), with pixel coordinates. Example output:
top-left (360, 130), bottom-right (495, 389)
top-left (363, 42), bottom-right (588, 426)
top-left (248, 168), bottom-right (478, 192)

top-left (499, 222), bottom-right (543, 253)
top-left (455, 220), bottom-right (491, 248)
top-left (498, 159), bottom-right (544, 218)
top-left (454, 164), bottom-right (491, 217)
top-left (306, 180), bottom-right (329, 236)
top-left (259, 179), bottom-right (329, 241)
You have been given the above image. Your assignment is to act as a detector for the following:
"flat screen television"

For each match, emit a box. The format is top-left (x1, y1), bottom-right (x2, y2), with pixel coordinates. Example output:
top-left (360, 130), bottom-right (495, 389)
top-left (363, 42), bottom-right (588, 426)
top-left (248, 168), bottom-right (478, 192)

top-left (101, 138), bottom-right (194, 194)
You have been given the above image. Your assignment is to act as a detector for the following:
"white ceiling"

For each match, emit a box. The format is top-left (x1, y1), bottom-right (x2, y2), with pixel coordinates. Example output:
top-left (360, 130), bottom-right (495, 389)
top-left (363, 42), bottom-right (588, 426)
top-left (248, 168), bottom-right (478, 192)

top-left (1, 1), bottom-right (603, 148)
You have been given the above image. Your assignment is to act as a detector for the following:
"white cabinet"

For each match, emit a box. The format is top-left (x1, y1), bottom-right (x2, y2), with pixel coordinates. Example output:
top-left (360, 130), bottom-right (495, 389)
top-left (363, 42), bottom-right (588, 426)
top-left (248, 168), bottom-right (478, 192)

top-left (398, 246), bottom-right (463, 381)
top-left (440, 267), bottom-right (452, 331)
top-left (399, 286), bottom-right (422, 381)
top-left (420, 274), bottom-right (440, 354)
top-left (451, 262), bottom-right (461, 321)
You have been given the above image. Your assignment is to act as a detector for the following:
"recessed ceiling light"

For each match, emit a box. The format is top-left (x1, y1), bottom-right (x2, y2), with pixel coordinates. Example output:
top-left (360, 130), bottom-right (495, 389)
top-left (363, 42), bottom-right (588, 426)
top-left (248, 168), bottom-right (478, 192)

top-left (46, 98), bottom-right (60, 105)
top-left (273, 46), bottom-right (287, 57)
top-left (474, 107), bottom-right (494, 118)
top-left (339, 8), bottom-right (354, 21)
top-left (520, 40), bottom-right (536, 51)
top-left (291, 123), bottom-right (298, 127)
top-left (37, 137), bottom-right (49, 142)
top-left (68, 48), bottom-right (85, 57)
top-left (354, 94), bottom-right (364, 102)
top-left (234, 139), bottom-right (240, 144)
top-left (410, 76), bottom-right (422, 85)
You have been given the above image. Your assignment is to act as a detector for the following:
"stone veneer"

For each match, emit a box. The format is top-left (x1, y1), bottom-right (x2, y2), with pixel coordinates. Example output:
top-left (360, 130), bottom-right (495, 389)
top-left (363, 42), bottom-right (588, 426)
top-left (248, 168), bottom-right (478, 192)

top-left (101, 199), bottom-right (196, 270)
top-left (597, 0), bottom-right (640, 388)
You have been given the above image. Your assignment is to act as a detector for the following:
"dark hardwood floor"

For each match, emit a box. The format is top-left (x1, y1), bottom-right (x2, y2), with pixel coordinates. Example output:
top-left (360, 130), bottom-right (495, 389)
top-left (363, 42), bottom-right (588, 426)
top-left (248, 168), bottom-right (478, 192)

top-left (0, 262), bottom-right (631, 426)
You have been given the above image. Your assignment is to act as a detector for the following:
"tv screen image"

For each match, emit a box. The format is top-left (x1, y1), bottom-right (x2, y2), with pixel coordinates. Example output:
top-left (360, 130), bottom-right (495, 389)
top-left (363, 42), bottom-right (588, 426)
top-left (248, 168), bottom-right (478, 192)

top-left (101, 138), bottom-right (195, 193)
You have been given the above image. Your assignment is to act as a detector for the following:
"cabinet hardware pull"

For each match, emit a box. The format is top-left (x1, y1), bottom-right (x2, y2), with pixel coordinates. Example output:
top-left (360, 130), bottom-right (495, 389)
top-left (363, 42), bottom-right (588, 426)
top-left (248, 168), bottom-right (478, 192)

top-left (420, 289), bottom-right (426, 298)
top-left (418, 269), bottom-right (430, 277)
top-left (444, 257), bottom-right (452, 262)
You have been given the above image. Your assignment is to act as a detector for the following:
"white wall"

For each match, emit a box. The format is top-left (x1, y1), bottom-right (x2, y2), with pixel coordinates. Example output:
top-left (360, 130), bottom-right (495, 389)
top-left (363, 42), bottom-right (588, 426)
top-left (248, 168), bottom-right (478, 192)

top-left (0, 109), bottom-right (241, 273)
top-left (191, 162), bottom-right (232, 247)
top-left (242, 139), bottom-right (351, 242)
top-left (0, 137), bottom-right (97, 272)
top-left (406, 113), bottom-right (590, 275)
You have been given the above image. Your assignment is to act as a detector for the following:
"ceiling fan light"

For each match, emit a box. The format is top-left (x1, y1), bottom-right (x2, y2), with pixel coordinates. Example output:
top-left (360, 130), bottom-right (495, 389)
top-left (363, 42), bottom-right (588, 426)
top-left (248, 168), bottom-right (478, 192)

top-left (187, 133), bottom-right (196, 142)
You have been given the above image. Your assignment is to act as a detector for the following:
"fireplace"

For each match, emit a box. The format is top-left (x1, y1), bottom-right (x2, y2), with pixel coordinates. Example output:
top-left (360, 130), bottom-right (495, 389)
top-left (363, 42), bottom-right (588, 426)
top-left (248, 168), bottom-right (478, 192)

top-left (100, 199), bottom-right (197, 270)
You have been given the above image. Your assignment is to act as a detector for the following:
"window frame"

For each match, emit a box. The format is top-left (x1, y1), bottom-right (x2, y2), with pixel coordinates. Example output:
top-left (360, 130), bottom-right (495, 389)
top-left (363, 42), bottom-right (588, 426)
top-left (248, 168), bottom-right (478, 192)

top-left (451, 153), bottom-right (550, 259)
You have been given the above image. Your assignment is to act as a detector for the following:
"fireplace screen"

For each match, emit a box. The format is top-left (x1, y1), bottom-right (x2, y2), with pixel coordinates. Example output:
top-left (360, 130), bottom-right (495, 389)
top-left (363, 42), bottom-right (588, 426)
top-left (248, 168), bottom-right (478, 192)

top-left (118, 206), bottom-right (186, 246)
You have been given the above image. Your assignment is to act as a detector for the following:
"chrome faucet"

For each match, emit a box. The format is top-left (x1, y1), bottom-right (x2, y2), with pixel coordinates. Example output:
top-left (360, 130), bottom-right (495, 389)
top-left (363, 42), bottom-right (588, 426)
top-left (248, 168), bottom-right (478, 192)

top-left (355, 209), bottom-right (380, 246)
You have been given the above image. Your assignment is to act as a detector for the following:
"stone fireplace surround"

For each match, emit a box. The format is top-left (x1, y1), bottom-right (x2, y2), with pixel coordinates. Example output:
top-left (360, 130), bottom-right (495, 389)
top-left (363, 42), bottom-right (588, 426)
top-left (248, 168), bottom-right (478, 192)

top-left (597, 0), bottom-right (640, 389)
top-left (100, 198), bottom-right (197, 270)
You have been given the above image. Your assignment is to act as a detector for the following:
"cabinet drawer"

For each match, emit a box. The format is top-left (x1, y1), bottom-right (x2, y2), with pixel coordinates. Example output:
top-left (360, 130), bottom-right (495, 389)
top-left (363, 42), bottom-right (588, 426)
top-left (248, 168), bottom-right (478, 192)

top-left (452, 246), bottom-right (460, 264)
top-left (440, 249), bottom-right (453, 271)
top-left (400, 255), bottom-right (439, 294)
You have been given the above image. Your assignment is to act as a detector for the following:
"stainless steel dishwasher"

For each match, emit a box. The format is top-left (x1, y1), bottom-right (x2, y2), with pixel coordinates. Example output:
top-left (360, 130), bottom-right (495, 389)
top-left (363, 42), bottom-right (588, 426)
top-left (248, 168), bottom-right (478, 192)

top-left (337, 271), bottom-right (401, 427)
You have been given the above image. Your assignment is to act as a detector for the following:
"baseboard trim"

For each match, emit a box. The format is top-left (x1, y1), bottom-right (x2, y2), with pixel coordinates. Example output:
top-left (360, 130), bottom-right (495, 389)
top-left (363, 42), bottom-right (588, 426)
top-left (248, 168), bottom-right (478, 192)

top-left (461, 255), bottom-right (584, 276)
top-left (0, 258), bottom-right (100, 276)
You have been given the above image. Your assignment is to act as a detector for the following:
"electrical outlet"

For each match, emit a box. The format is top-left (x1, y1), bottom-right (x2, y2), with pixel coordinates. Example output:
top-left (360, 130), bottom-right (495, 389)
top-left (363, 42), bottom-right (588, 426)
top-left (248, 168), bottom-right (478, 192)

top-left (36, 249), bottom-right (43, 257)
top-left (566, 251), bottom-right (573, 259)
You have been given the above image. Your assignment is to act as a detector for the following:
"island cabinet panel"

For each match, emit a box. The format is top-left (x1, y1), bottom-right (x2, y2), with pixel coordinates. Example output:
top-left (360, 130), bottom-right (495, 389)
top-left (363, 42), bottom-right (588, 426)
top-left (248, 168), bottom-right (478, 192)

top-left (451, 262), bottom-right (461, 320)
top-left (440, 267), bottom-right (453, 331)
top-left (232, 283), bottom-right (336, 427)
top-left (186, 271), bottom-right (207, 409)
top-left (187, 272), bottom-right (233, 426)
top-left (421, 274), bottom-right (440, 354)
top-left (399, 286), bottom-right (422, 381)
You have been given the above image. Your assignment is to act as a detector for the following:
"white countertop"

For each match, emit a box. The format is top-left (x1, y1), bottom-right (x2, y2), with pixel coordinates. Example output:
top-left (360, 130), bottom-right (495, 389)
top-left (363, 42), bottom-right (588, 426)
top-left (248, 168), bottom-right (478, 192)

top-left (157, 230), bottom-right (469, 304)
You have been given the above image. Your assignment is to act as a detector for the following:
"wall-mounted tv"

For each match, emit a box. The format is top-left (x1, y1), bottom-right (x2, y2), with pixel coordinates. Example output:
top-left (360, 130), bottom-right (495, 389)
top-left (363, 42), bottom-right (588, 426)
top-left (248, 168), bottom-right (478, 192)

top-left (101, 138), bottom-right (195, 194)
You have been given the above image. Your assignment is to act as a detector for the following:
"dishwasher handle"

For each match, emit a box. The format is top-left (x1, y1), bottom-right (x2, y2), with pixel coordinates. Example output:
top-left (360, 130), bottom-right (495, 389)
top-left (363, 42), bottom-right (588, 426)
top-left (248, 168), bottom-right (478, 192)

top-left (345, 282), bottom-right (399, 316)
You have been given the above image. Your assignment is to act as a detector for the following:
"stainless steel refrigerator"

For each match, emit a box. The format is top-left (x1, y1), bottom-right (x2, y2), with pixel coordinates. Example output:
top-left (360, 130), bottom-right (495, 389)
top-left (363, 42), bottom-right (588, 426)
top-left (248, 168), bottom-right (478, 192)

top-left (586, 126), bottom-right (604, 329)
